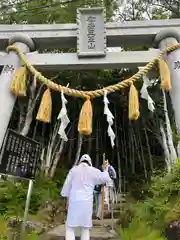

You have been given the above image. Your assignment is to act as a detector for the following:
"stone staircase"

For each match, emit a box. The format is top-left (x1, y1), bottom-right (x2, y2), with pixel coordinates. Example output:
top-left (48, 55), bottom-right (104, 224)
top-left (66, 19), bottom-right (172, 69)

top-left (45, 194), bottom-right (126, 240)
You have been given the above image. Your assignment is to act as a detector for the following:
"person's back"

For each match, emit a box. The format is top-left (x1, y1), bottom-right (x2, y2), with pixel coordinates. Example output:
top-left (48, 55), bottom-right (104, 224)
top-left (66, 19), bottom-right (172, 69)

top-left (68, 163), bottom-right (110, 203)
top-left (61, 154), bottom-right (111, 240)
top-left (95, 160), bottom-right (117, 218)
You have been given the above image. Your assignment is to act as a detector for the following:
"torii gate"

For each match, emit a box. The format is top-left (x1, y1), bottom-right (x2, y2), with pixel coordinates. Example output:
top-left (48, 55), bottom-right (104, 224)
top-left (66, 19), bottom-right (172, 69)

top-left (0, 7), bottom-right (180, 150)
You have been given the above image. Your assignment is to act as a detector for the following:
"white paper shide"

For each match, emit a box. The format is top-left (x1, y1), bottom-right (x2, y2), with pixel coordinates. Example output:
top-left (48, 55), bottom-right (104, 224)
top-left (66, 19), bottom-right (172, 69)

top-left (103, 90), bottom-right (115, 148)
top-left (140, 74), bottom-right (155, 112)
top-left (57, 91), bottom-right (70, 142)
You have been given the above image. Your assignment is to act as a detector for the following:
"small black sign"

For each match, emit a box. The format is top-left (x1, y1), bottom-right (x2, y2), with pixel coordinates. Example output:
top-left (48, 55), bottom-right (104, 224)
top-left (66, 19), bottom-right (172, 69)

top-left (0, 129), bottom-right (42, 179)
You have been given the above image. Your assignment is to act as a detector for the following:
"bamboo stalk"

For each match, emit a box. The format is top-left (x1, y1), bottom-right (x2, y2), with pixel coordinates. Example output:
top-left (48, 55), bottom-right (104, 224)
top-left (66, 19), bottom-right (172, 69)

top-left (129, 122), bottom-right (135, 174)
top-left (114, 105), bottom-right (122, 194)
top-left (101, 153), bottom-right (106, 222)
top-left (137, 123), bottom-right (148, 179)
top-left (122, 113), bottom-right (128, 174)
top-left (95, 121), bottom-right (99, 168)
top-left (143, 119), bottom-right (153, 171)
top-left (74, 134), bottom-right (83, 166)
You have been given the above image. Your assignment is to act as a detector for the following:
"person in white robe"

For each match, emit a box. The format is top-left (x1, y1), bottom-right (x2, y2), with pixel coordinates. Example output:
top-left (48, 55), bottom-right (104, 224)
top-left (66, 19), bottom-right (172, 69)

top-left (96, 160), bottom-right (117, 219)
top-left (104, 161), bottom-right (117, 205)
top-left (61, 154), bottom-right (111, 240)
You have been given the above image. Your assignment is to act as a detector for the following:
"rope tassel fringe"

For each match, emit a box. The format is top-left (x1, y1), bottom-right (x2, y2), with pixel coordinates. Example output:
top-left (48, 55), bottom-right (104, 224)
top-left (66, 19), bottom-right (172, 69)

top-left (159, 58), bottom-right (171, 90)
top-left (36, 88), bottom-right (52, 123)
top-left (10, 66), bottom-right (27, 97)
top-left (78, 97), bottom-right (93, 135)
top-left (128, 83), bottom-right (140, 120)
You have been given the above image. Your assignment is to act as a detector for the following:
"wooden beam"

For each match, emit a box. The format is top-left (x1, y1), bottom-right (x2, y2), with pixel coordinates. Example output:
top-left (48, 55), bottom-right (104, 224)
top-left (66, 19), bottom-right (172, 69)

top-left (22, 49), bottom-right (160, 71)
top-left (0, 19), bottom-right (180, 50)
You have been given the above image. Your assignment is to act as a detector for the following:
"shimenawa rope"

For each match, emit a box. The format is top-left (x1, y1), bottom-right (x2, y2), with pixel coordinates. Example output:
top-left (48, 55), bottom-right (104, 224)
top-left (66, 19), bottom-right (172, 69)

top-left (7, 43), bottom-right (180, 99)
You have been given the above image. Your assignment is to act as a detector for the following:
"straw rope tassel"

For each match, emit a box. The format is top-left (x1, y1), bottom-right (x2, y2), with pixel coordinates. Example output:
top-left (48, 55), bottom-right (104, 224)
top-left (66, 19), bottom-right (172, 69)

top-left (10, 66), bottom-right (27, 97)
top-left (36, 88), bottom-right (52, 123)
top-left (78, 97), bottom-right (93, 135)
top-left (159, 58), bottom-right (171, 90)
top-left (128, 83), bottom-right (140, 120)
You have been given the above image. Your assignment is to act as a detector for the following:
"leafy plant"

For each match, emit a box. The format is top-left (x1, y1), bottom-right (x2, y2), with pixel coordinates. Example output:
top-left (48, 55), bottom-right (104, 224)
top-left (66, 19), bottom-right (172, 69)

top-left (119, 163), bottom-right (180, 239)
top-left (0, 215), bottom-right (10, 238)
top-left (119, 219), bottom-right (165, 240)
top-left (0, 215), bottom-right (39, 240)
top-left (0, 171), bottom-right (66, 217)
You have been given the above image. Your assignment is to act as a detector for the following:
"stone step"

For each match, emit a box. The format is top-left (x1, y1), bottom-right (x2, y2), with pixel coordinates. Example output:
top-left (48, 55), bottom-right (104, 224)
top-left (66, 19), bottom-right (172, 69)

top-left (104, 210), bottom-right (120, 218)
top-left (93, 210), bottom-right (120, 219)
top-left (93, 218), bottom-right (119, 226)
top-left (46, 225), bottom-right (118, 240)
top-left (117, 193), bottom-right (127, 198)
top-left (104, 204), bottom-right (122, 210)
top-left (93, 203), bottom-right (121, 211)
top-left (117, 197), bottom-right (126, 203)
top-left (102, 198), bottom-right (126, 203)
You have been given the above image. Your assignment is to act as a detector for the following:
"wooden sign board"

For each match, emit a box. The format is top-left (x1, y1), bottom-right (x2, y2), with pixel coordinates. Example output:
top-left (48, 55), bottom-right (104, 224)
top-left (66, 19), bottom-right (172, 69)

top-left (77, 7), bottom-right (106, 58)
top-left (0, 129), bottom-right (42, 179)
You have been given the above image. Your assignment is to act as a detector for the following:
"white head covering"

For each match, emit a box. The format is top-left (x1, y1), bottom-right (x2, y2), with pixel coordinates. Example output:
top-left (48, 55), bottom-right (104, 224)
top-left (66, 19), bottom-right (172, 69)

top-left (79, 154), bottom-right (92, 166)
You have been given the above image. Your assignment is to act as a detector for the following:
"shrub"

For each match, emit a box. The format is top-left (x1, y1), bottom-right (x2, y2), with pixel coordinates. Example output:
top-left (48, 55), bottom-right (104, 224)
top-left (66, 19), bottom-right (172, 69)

top-left (119, 219), bottom-right (165, 240)
top-left (0, 169), bottom-right (66, 217)
top-left (119, 162), bottom-right (180, 239)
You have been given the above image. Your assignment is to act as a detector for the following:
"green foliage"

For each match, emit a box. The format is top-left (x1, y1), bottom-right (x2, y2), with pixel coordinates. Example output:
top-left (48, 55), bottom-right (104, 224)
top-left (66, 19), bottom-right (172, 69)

top-left (0, 0), bottom-right (118, 24)
top-left (24, 232), bottom-right (39, 240)
top-left (0, 172), bottom-right (65, 217)
top-left (0, 214), bottom-right (39, 239)
top-left (118, 0), bottom-right (180, 22)
top-left (0, 215), bottom-right (9, 238)
top-left (0, 171), bottom-right (67, 238)
top-left (119, 219), bottom-right (165, 240)
top-left (165, 198), bottom-right (180, 223)
top-left (119, 163), bottom-right (180, 239)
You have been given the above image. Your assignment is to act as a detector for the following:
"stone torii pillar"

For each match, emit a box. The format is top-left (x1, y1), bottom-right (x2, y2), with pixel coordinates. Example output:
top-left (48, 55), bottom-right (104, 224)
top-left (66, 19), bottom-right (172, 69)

top-left (0, 33), bottom-right (35, 151)
top-left (154, 29), bottom-right (180, 156)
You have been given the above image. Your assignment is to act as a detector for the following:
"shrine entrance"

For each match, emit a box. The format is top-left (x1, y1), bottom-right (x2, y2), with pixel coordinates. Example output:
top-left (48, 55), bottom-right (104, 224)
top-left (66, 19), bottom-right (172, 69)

top-left (0, 8), bottom-right (180, 151)
top-left (0, 7), bottom-right (180, 239)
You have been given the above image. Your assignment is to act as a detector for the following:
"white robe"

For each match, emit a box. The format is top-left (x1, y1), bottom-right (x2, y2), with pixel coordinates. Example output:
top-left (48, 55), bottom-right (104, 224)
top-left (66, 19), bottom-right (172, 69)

top-left (61, 163), bottom-right (111, 228)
